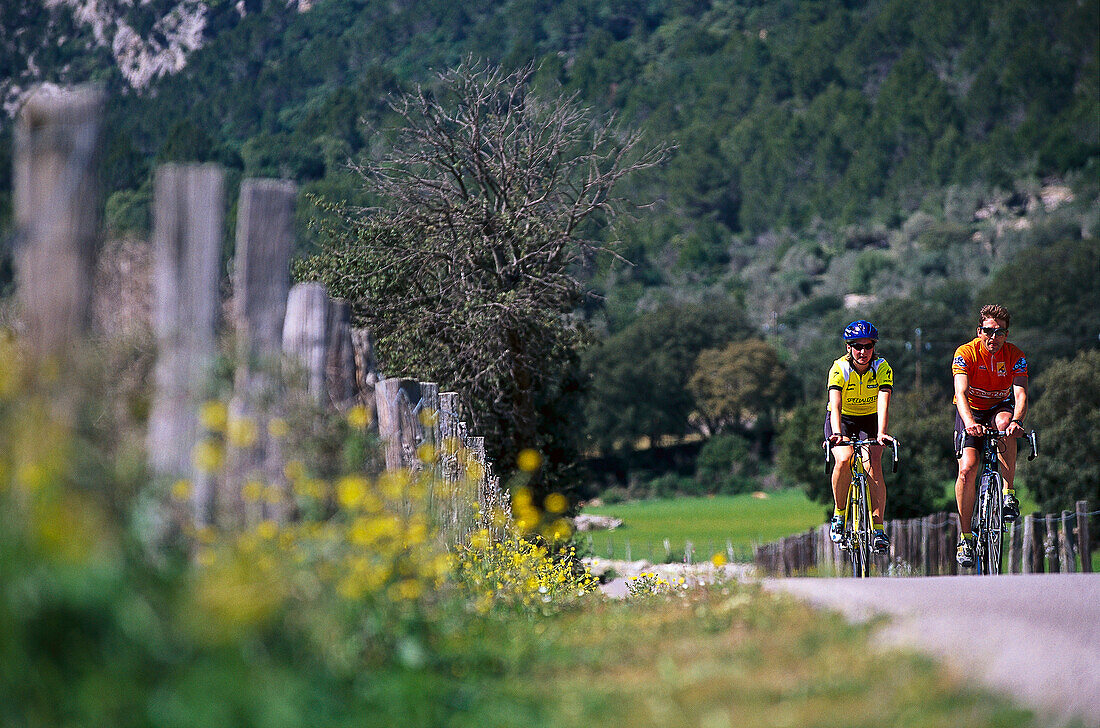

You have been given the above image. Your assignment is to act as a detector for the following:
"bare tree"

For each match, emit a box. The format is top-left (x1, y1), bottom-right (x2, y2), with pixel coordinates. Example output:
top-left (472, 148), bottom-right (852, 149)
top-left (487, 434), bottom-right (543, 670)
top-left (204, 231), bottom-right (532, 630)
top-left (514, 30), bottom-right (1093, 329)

top-left (300, 58), bottom-right (667, 495)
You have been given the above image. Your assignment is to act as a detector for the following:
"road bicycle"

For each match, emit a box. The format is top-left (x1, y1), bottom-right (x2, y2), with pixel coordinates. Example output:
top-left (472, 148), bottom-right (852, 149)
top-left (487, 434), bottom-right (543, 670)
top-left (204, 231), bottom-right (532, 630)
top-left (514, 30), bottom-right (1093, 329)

top-left (969, 428), bottom-right (1038, 575)
top-left (824, 437), bottom-right (899, 578)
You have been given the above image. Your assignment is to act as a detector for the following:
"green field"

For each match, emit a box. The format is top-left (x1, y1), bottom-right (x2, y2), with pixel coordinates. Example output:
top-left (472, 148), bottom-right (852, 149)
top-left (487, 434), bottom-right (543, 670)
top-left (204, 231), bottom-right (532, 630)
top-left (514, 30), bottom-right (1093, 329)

top-left (580, 490), bottom-right (825, 563)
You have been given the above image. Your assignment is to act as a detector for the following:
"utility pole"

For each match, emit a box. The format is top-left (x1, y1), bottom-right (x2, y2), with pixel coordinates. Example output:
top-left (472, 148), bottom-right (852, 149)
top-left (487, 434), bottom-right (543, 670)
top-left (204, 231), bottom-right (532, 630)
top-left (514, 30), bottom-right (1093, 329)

top-left (914, 327), bottom-right (922, 391)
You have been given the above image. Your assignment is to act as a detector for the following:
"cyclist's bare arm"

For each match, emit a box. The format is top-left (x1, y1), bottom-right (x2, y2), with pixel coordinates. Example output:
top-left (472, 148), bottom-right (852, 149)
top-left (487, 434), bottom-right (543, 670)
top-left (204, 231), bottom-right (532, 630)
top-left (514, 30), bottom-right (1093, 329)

top-left (877, 387), bottom-right (893, 444)
top-left (1007, 376), bottom-right (1028, 437)
top-left (954, 372), bottom-right (983, 436)
top-left (827, 388), bottom-right (844, 445)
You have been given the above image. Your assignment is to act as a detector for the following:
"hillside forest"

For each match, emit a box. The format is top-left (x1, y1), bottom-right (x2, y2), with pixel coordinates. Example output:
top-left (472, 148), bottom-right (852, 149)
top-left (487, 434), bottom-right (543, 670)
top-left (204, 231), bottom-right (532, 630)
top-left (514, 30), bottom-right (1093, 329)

top-left (1, 0), bottom-right (1098, 517)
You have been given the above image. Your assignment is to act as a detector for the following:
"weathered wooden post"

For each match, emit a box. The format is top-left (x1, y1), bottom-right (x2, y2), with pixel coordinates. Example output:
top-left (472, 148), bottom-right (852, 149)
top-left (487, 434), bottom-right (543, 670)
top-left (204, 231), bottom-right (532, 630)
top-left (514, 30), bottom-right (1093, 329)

top-left (908, 518), bottom-right (922, 575)
top-left (1060, 510), bottom-right (1077, 573)
top-left (418, 382), bottom-right (441, 504)
top-left (375, 378), bottom-right (407, 472)
top-left (351, 327), bottom-right (380, 424)
top-left (1007, 521), bottom-right (1023, 573)
top-left (945, 513), bottom-right (959, 576)
top-left (817, 524), bottom-right (831, 575)
top-left (14, 85), bottom-right (104, 363)
top-left (326, 299), bottom-right (357, 408)
top-left (398, 379), bottom-right (424, 468)
top-left (283, 282), bottom-right (329, 403)
top-left (1076, 501), bottom-right (1092, 573)
top-left (1022, 514), bottom-right (1044, 573)
top-left (921, 516), bottom-right (933, 575)
top-left (893, 518), bottom-right (908, 574)
top-left (1045, 513), bottom-right (1060, 573)
top-left (225, 178), bottom-right (297, 526)
top-left (468, 436), bottom-right (487, 512)
top-left (146, 164), bottom-right (224, 526)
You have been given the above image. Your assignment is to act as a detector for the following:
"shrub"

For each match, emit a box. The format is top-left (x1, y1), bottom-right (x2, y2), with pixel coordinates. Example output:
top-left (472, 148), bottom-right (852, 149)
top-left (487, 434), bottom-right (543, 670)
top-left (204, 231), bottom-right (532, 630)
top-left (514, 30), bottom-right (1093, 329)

top-left (694, 433), bottom-right (758, 495)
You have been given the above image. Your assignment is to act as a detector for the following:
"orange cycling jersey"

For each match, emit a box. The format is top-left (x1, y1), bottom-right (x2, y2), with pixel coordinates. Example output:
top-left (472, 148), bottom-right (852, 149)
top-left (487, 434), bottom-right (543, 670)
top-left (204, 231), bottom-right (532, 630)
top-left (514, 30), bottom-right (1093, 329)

top-left (951, 338), bottom-right (1027, 410)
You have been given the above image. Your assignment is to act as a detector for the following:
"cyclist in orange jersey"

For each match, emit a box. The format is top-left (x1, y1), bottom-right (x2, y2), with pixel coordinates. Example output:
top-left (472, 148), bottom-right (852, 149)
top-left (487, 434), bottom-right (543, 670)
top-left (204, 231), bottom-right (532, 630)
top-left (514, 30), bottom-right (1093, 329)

top-left (952, 303), bottom-right (1028, 568)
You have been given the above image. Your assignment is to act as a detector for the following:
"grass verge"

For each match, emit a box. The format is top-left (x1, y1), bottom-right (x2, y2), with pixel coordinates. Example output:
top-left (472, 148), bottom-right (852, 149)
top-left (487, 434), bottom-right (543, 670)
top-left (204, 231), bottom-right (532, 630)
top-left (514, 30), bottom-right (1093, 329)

top-left (580, 490), bottom-right (824, 563)
top-left (445, 583), bottom-right (1040, 728)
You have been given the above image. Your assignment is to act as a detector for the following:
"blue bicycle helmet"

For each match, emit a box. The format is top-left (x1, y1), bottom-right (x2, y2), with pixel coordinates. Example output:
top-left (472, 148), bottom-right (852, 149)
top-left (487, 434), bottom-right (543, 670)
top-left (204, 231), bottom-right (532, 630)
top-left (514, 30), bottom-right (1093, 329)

top-left (843, 320), bottom-right (878, 342)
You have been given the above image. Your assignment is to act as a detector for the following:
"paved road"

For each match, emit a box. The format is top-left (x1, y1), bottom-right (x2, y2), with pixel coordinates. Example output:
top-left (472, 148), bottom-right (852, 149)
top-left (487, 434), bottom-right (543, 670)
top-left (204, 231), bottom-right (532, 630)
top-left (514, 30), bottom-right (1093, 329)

top-left (763, 573), bottom-right (1100, 726)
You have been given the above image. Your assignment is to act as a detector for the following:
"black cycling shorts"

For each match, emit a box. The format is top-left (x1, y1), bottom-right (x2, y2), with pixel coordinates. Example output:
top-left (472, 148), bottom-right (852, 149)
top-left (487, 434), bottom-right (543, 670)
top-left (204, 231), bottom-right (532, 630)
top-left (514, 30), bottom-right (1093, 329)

top-left (954, 400), bottom-right (1014, 456)
top-left (824, 412), bottom-right (878, 442)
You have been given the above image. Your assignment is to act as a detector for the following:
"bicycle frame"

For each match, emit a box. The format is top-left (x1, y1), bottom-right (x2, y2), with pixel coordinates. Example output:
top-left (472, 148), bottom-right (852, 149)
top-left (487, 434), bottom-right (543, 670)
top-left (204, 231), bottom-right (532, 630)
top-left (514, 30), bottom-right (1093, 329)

top-left (824, 438), bottom-right (899, 578)
top-left (969, 429), bottom-right (1038, 575)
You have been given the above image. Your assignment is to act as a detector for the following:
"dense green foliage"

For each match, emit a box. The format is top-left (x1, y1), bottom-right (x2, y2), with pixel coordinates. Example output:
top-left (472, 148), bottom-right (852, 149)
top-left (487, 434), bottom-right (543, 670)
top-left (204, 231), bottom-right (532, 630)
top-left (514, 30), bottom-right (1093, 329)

top-left (1, 0), bottom-right (1097, 516)
top-left (1025, 349), bottom-right (1100, 513)
top-left (582, 300), bottom-right (753, 450)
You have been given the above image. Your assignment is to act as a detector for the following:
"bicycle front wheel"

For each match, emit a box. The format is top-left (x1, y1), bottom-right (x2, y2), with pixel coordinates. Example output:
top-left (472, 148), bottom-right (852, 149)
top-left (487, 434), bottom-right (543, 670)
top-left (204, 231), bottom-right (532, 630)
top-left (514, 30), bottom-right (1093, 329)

top-left (848, 478), bottom-right (872, 578)
top-left (980, 473), bottom-right (1004, 575)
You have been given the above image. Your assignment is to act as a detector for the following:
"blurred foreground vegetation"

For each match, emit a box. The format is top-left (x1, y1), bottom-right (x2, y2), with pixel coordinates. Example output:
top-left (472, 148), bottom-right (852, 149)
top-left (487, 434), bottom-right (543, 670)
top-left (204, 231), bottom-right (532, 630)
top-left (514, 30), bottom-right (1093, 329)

top-left (0, 332), bottom-right (595, 727)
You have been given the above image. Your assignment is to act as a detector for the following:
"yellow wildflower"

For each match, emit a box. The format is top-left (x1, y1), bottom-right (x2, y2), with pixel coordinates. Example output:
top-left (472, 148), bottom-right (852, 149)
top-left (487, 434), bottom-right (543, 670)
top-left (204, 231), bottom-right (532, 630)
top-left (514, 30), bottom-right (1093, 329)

top-left (192, 439), bottom-right (224, 473)
top-left (268, 418), bottom-right (290, 439)
top-left (227, 416), bottom-right (258, 448)
top-left (517, 448), bottom-right (542, 472)
top-left (199, 400), bottom-right (228, 432)
top-left (544, 492), bottom-right (568, 514)
top-left (346, 405), bottom-right (371, 429)
top-left (171, 479), bottom-right (192, 501)
top-left (242, 480), bottom-right (263, 503)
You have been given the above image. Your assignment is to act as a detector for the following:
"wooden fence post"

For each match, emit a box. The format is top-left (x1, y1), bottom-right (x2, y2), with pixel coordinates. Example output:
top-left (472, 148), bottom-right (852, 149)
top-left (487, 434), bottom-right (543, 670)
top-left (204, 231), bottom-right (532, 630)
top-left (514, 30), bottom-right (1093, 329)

top-left (326, 299), bottom-right (357, 408)
top-left (1060, 510), bottom-right (1077, 573)
top-left (1076, 501), bottom-right (1092, 573)
top-left (1045, 513), bottom-right (1060, 573)
top-left (1022, 514), bottom-right (1044, 573)
top-left (14, 85), bottom-right (104, 363)
top-left (375, 378), bottom-right (407, 472)
top-left (351, 327), bottom-right (380, 427)
top-left (468, 436), bottom-right (487, 513)
top-left (418, 382), bottom-right (440, 462)
top-left (146, 163), bottom-right (224, 526)
top-left (921, 516), bottom-right (933, 575)
top-left (225, 178), bottom-right (297, 526)
top-left (398, 379), bottom-right (424, 469)
top-left (909, 518), bottom-right (923, 575)
top-left (816, 524), bottom-right (831, 575)
top-left (945, 513), bottom-right (959, 576)
top-left (282, 282), bottom-right (329, 404)
top-left (1008, 521), bottom-right (1023, 574)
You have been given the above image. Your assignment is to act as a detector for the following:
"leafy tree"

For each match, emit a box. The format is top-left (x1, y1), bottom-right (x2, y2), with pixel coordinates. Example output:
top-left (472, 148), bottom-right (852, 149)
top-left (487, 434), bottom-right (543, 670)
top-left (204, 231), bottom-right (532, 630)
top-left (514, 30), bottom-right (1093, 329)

top-left (978, 238), bottom-right (1100, 374)
top-left (884, 390), bottom-right (955, 518)
top-left (298, 59), bottom-right (666, 499)
top-left (775, 401), bottom-right (828, 505)
top-left (694, 432), bottom-right (758, 496)
top-left (689, 338), bottom-right (790, 434)
top-left (582, 300), bottom-right (753, 451)
top-left (1025, 350), bottom-right (1100, 512)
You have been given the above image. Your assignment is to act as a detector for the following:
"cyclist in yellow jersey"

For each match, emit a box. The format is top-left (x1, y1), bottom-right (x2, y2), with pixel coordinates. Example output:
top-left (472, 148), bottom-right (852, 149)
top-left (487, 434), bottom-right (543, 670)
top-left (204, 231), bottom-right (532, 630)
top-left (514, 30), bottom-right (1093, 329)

top-left (826, 320), bottom-right (895, 552)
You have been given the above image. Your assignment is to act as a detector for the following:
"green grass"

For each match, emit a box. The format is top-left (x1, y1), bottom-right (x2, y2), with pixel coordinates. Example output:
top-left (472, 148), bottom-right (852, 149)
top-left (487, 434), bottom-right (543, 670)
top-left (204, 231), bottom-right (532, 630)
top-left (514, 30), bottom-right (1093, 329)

top-left (444, 584), bottom-right (1042, 728)
top-left (580, 490), bottom-right (825, 563)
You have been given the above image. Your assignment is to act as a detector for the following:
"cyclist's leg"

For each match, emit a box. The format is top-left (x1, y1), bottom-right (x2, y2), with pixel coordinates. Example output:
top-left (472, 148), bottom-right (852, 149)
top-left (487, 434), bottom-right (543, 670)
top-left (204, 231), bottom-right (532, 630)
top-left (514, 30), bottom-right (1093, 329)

top-left (991, 409), bottom-right (1018, 490)
top-left (831, 446), bottom-right (854, 507)
top-left (866, 446), bottom-right (885, 524)
top-left (956, 447), bottom-right (980, 533)
top-left (954, 406), bottom-right (986, 536)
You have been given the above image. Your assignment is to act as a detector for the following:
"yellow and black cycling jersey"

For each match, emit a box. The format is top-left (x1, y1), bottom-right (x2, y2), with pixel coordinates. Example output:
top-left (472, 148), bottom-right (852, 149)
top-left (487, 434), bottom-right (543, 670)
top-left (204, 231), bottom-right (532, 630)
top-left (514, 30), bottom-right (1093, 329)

top-left (827, 355), bottom-right (893, 416)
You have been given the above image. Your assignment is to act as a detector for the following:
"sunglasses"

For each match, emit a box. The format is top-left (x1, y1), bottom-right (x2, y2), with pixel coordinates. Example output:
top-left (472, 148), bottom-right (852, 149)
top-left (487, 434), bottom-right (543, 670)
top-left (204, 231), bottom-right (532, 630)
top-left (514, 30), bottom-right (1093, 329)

top-left (848, 342), bottom-right (875, 351)
top-left (979, 326), bottom-right (1008, 337)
